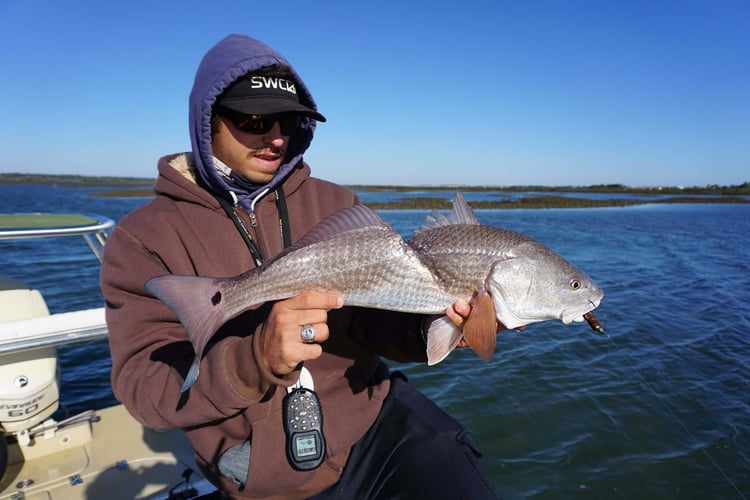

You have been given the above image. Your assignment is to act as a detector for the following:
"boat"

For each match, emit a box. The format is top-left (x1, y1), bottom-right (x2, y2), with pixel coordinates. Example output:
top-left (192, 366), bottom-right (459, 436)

top-left (0, 213), bottom-right (217, 499)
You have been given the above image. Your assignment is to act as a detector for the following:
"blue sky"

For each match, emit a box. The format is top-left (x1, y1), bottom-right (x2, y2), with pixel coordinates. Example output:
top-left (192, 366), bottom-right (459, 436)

top-left (1, 0), bottom-right (747, 187)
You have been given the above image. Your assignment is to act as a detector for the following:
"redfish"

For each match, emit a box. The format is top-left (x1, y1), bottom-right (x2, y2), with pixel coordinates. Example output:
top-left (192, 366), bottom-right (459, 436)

top-left (146, 193), bottom-right (603, 391)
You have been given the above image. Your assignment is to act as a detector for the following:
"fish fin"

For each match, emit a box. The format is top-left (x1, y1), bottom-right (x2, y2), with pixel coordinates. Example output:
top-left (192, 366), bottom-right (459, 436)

top-left (417, 210), bottom-right (453, 232)
top-left (291, 204), bottom-right (391, 250)
top-left (450, 192), bottom-right (480, 225)
top-left (416, 192), bottom-right (479, 234)
top-left (426, 316), bottom-right (464, 365)
top-left (181, 357), bottom-right (200, 392)
top-left (463, 290), bottom-right (498, 361)
top-left (145, 274), bottom-right (231, 380)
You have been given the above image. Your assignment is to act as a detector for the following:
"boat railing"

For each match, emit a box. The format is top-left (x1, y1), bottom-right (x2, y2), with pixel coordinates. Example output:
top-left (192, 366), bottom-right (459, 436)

top-left (0, 213), bottom-right (115, 353)
top-left (0, 213), bottom-right (115, 262)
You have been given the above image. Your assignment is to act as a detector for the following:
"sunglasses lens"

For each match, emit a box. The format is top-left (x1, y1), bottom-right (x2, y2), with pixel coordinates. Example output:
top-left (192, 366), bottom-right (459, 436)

top-left (220, 108), bottom-right (301, 136)
top-left (237, 115), bottom-right (274, 134)
top-left (278, 114), bottom-right (302, 135)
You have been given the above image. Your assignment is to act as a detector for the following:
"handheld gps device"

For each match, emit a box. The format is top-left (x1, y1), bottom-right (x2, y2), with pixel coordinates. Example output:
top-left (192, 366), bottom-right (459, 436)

top-left (282, 386), bottom-right (326, 470)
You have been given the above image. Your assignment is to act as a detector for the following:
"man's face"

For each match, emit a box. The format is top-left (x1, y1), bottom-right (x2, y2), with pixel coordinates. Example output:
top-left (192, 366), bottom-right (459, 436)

top-left (211, 114), bottom-right (292, 184)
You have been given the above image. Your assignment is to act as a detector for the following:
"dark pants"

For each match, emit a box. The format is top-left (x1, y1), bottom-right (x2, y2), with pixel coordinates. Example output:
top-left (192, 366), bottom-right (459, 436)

top-left (310, 372), bottom-right (498, 500)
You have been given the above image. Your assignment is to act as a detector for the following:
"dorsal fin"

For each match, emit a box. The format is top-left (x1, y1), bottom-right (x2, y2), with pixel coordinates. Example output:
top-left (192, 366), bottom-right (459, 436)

top-left (418, 210), bottom-right (452, 232)
top-left (416, 192), bottom-right (479, 234)
top-left (450, 192), bottom-right (480, 225)
top-left (290, 204), bottom-right (391, 250)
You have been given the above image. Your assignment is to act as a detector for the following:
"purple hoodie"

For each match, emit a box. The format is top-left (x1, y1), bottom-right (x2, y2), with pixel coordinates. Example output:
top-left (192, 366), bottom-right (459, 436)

top-left (188, 34), bottom-right (322, 211)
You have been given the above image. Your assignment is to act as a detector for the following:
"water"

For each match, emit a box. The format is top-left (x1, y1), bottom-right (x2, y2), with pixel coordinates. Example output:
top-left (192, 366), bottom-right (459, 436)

top-left (1, 184), bottom-right (749, 498)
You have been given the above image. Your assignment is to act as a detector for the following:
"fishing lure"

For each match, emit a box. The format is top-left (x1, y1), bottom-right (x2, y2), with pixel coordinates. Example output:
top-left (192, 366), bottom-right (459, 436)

top-left (584, 311), bottom-right (605, 334)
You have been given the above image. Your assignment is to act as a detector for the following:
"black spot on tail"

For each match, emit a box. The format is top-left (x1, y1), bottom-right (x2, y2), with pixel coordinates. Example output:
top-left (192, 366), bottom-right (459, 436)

top-left (211, 291), bottom-right (222, 305)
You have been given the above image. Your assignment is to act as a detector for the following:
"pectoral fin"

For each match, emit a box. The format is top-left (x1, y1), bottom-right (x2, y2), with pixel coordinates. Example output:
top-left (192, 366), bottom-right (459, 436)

top-left (463, 290), bottom-right (498, 361)
top-left (426, 316), bottom-right (463, 365)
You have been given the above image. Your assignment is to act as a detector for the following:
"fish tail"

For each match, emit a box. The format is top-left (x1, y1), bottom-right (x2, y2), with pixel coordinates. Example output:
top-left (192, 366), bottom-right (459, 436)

top-left (145, 274), bottom-right (230, 379)
top-left (426, 316), bottom-right (464, 365)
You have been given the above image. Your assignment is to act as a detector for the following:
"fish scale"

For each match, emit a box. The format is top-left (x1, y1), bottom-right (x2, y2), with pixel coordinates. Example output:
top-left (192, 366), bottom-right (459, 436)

top-left (218, 226), bottom-right (456, 316)
top-left (410, 225), bottom-right (520, 294)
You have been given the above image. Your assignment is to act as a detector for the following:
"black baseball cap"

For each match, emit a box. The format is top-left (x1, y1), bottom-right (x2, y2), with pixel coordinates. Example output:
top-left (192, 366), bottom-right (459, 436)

top-left (217, 74), bottom-right (326, 122)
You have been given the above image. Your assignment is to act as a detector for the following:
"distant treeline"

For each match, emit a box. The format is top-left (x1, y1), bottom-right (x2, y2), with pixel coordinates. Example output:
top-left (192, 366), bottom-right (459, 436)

top-left (364, 195), bottom-right (750, 210)
top-left (1, 173), bottom-right (748, 210)
top-left (0, 173), bottom-right (154, 186)
top-left (347, 182), bottom-right (750, 196)
top-left (2, 173), bottom-right (749, 194)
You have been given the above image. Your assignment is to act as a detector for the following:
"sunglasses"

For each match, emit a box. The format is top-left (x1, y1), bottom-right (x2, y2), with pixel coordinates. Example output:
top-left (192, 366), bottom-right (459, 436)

top-left (217, 107), bottom-right (302, 136)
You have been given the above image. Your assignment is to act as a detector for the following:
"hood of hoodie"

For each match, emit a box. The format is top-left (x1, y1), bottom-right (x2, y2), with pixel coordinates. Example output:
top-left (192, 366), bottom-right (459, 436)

top-left (189, 34), bottom-right (321, 211)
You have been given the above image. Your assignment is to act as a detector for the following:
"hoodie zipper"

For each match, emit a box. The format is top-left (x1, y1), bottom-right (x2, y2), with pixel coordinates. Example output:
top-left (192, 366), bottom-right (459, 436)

top-left (214, 187), bottom-right (290, 266)
top-left (214, 192), bottom-right (265, 266)
top-left (247, 188), bottom-right (269, 228)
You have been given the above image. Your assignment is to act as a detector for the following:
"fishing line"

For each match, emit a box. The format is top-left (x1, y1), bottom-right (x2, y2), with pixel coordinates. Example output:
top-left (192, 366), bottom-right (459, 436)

top-left (604, 331), bottom-right (746, 500)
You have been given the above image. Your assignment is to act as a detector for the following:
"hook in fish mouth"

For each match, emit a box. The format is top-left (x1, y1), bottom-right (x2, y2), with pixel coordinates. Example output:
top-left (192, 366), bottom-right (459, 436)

top-left (583, 310), bottom-right (605, 334)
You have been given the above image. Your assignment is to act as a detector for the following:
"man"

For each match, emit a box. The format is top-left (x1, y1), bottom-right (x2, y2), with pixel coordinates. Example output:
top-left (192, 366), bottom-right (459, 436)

top-left (101, 34), bottom-right (498, 499)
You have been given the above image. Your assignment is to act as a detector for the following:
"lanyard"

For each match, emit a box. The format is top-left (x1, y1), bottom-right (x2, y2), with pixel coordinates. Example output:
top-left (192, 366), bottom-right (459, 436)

top-left (217, 188), bottom-right (325, 471)
top-left (214, 188), bottom-right (291, 266)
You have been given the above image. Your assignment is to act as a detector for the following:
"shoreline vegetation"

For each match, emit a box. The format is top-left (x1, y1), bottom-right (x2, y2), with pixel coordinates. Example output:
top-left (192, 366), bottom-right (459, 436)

top-left (2, 173), bottom-right (749, 210)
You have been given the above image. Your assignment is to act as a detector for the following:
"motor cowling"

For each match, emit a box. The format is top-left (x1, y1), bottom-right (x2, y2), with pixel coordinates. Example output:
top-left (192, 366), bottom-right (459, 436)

top-left (0, 349), bottom-right (60, 434)
top-left (0, 280), bottom-right (61, 435)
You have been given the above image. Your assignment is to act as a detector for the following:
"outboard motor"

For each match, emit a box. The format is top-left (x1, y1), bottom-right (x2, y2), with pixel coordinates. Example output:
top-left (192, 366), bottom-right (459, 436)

top-left (0, 277), bottom-right (61, 478)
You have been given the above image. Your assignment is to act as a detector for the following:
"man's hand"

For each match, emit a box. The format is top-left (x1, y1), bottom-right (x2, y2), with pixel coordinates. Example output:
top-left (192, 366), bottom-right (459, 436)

top-left (445, 298), bottom-right (473, 348)
top-left (444, 294), bottom-right (509, 354)
top-left (260, 292), bottom-right (343, 376)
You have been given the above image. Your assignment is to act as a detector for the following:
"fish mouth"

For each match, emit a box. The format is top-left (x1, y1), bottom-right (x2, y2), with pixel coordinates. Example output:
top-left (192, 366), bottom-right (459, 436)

top-left (561, 298), bottom-right (601, 325)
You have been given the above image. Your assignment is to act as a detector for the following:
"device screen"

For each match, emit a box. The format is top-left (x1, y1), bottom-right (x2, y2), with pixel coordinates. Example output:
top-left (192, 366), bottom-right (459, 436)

top-left (295, 433), bottom-right (318, 457)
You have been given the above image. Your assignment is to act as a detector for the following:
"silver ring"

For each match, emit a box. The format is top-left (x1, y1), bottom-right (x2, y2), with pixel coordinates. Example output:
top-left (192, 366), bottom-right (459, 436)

top-left (300, 324), bottom-right (316, 343)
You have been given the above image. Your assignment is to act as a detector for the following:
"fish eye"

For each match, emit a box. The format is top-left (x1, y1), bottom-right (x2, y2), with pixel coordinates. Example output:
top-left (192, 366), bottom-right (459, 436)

top-left (569, 279), bottom-right (581, 291)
